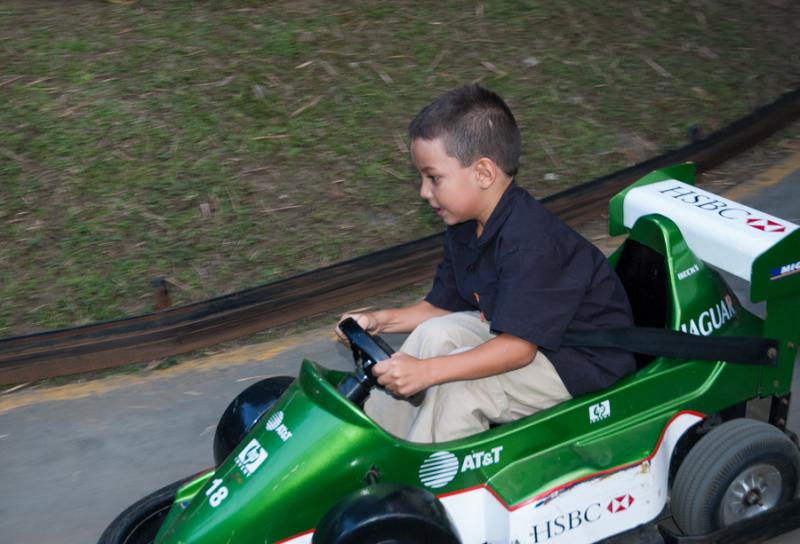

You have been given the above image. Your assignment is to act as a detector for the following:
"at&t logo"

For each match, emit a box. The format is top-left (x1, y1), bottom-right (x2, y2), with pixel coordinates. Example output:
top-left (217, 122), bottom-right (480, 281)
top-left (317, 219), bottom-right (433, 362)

top-left (419, 451), bottom-right (459, 489)
top-left (265, 411), bottom-right (292, 442)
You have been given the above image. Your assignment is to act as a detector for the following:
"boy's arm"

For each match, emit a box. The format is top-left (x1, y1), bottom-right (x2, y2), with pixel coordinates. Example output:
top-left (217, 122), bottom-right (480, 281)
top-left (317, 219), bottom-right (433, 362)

top-left (336, 300), bottom-right (449, 341)
top-left (372, 300), bottom-right (450, 333)
top-left (372, 333), bottom-right (536, 397)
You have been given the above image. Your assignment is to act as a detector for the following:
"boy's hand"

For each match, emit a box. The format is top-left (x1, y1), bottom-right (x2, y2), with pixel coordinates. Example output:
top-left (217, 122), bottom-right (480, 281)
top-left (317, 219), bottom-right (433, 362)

top-left (372, 352), bottom-right (432, 397)
top-left (335, 312), bottom-right (380, 345)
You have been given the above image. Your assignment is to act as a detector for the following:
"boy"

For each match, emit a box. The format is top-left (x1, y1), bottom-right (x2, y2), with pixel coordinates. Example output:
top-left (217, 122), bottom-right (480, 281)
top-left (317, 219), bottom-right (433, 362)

top-left (337, 84), bottom-right (635, 443)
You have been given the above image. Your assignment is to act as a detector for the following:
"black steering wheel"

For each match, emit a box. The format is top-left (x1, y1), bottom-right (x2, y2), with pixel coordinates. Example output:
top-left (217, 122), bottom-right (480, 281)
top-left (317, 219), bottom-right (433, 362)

top-left (337, 317), bottom-right (395, 406)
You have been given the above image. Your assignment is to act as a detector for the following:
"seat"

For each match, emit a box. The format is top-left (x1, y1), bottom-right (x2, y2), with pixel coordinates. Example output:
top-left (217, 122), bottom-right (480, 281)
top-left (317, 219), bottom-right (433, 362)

top-left (614, 239), bottom-right (671, 369)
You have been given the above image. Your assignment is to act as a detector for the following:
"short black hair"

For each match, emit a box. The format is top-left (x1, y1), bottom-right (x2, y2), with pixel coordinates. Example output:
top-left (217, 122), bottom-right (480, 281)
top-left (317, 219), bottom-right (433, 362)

top-left (408, 84), bottom-right (520, 177)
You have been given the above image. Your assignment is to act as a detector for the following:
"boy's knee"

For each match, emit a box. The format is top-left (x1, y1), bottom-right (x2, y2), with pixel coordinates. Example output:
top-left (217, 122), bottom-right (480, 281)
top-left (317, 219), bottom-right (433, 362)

top-left (434, 381), bottom-right (470, 414)
top-left (416, 313), bottom-right (461, 334)
top-left (421, 312), bottom-right (486, 340)
top-left (430, 382), bottom-right (492, 441)
top-left (403, 314), bottom-right (463, 358)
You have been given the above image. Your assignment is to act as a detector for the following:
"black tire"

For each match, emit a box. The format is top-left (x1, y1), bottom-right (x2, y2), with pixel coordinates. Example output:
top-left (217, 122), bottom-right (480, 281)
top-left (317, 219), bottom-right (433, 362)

top-left (213, 375), bottom-right (294, 465)
top-left (98, 478), bottom-right (185, 544)
top-left (312, 484), bottom-right (461, 544)
top-left (671, 418), bottom-right (800, 535)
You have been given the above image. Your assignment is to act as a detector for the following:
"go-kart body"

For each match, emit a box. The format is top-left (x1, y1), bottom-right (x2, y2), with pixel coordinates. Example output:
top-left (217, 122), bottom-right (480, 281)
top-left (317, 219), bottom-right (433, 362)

top-left (128, 164), bottom-right (800, 544)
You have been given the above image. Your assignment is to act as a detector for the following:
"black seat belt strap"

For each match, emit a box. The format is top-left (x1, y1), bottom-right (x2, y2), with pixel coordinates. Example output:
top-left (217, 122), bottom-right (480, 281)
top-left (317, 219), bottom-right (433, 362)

top-left (562, 327), bottom-right (779, 366)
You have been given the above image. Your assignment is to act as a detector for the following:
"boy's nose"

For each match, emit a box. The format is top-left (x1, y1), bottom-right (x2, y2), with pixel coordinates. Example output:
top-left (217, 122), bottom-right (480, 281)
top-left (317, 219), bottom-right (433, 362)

top-left (419, 179), bottom-right (432, 199)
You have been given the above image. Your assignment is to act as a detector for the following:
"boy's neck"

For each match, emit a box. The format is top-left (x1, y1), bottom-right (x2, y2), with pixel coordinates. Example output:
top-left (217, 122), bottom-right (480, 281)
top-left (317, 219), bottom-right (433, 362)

top-left (475, 176), bottom-right (513, 238)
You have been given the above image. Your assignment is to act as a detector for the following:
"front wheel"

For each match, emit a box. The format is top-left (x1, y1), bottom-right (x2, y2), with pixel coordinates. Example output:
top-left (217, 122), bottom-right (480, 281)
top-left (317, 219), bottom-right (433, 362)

top-left (312, 484), bottom-right (461, 544)
top-left (98, 478), bottom-right (185, 544)
top-left (213, 375), bottom-right (294, 465)
top-left (671, 418), bottom-right (800, 535)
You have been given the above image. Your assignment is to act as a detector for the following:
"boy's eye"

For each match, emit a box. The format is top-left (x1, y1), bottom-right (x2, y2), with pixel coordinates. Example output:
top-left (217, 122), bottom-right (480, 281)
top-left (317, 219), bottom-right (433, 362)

top-left (429, 175), bottom-right (440, 184)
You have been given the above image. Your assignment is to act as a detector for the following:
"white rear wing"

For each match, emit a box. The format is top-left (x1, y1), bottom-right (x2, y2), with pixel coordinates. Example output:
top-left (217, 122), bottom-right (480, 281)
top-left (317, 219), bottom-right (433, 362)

top-left (618, 180), bottom-right (797, 282)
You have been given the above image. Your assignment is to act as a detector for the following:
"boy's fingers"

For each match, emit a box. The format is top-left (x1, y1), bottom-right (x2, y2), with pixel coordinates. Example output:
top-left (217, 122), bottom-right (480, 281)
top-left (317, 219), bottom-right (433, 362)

top-left (337, 313), bottom-right (354, 327)
top-left (336, 313), bottom-right (371, 335)
top-left (372, 360), bottom-right (388, 375)
top-left (335, 313), bottom-right (359, 344)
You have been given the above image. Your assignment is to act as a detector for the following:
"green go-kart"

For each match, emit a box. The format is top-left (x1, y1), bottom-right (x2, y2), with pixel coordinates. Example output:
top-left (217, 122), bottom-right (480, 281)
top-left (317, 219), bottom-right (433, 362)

top-left (100, 164), bottom-right (800, 544)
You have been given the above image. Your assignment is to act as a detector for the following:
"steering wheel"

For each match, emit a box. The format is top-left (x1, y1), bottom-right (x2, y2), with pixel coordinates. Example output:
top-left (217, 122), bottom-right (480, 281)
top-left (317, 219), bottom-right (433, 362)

top-left (337, 318), bottom-right (395, 405)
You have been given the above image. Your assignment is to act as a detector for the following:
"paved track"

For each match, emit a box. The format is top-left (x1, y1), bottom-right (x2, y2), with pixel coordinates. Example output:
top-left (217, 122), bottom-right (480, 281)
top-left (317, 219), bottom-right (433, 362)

top-left (1, 157), bottom-right (799, 543)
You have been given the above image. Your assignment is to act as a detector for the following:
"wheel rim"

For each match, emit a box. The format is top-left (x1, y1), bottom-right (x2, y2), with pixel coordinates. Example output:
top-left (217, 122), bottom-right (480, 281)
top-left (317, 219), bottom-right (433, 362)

top-left (719, 463), bottom-right (783, 526)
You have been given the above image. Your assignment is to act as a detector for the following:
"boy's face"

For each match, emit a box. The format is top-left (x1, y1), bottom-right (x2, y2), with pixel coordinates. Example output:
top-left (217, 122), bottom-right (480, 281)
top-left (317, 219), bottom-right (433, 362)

top-left (411, 137), bottom-right (486, 227)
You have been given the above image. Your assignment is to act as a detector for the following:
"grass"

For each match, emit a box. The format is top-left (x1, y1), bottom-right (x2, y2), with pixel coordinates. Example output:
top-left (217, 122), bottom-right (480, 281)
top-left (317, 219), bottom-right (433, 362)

top-left (1, 0), bottom-right (799, 337)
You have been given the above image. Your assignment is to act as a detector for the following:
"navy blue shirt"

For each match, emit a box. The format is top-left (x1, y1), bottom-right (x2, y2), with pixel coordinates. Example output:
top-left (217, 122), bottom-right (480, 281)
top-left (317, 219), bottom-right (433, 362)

top-left (425, 183), bottom-right (636, 396)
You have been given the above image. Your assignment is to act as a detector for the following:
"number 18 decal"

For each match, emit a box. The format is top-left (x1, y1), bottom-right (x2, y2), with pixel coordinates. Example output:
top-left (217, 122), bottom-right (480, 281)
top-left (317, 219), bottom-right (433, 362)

top-left (205, 478), bottom-right (229, 508)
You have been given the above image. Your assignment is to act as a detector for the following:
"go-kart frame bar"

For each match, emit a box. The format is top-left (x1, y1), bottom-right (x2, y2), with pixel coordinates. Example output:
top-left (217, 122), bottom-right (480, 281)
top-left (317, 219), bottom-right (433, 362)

top-left (660, 497), bottom-right (800, 544)
top-left (2, 87), bottom-right (800, 385)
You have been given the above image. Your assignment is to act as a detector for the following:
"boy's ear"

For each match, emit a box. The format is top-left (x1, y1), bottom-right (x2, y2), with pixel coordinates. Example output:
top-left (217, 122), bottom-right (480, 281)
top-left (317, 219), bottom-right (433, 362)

top-left (473, 157), bottom-right (498, 189)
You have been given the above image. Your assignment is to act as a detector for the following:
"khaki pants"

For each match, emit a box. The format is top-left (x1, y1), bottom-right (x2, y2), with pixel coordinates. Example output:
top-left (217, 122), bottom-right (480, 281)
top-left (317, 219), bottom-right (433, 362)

top-left (365, 311), bottom-right (571, 443)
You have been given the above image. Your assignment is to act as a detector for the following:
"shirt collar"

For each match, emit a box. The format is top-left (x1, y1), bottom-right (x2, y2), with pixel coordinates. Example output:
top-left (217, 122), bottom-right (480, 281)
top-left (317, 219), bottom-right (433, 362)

top-left (450, 182), bottom-right (518, 247)
top-left (478, 181), bottom-right (517, 246)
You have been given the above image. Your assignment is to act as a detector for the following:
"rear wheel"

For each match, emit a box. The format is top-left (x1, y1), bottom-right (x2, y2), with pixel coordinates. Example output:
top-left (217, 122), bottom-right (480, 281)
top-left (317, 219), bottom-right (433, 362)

top-left (671, 418), bottom-right (800, 535)
top-left (98, 478), bottom-right (184, 544)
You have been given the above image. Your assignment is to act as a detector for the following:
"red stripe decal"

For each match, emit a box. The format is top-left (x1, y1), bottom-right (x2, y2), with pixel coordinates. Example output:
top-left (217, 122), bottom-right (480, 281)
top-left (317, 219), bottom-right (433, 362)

top-left (275, 528), bottom-right (313, 543)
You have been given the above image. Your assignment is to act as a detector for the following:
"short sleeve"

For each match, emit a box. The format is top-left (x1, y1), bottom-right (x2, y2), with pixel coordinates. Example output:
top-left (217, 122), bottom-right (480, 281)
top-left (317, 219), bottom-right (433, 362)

top-left (489, 248), bottom-right (587, 349)
top-left (425, 235), bottom-right (475, 312)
